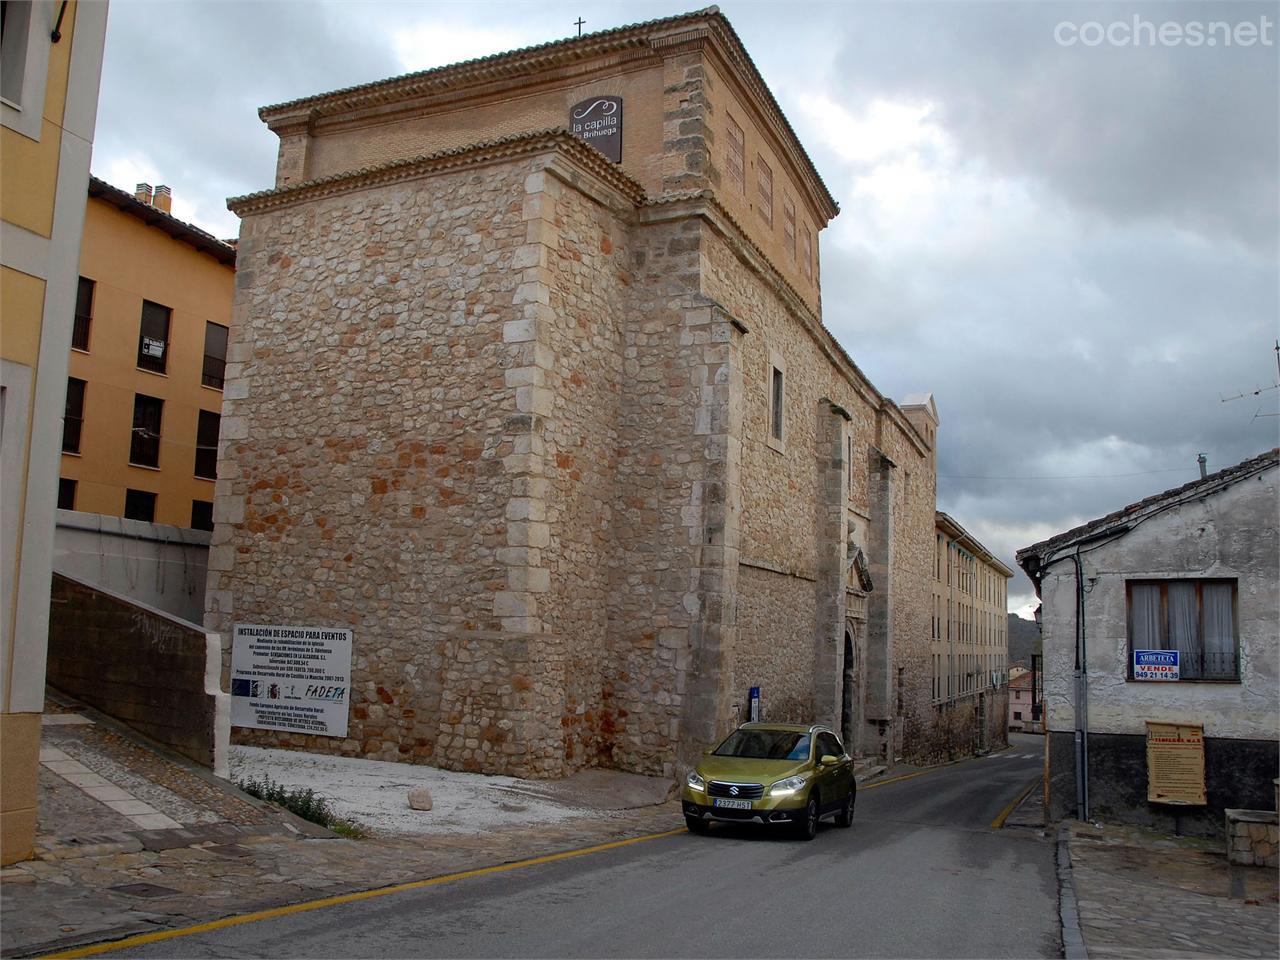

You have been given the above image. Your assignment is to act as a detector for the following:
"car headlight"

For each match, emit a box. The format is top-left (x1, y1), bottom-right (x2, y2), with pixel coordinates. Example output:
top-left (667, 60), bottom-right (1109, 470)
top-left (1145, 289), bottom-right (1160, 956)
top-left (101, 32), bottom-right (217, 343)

top-left (686, 770), bottom-right (706, 791)
top-left (769, 775), bottom-right (807, 797)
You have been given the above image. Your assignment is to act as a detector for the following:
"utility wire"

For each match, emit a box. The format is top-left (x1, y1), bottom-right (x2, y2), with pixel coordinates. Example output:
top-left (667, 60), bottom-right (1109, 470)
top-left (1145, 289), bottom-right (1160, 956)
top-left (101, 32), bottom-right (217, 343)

top-left (939, 467), bottom-right (1194, 481)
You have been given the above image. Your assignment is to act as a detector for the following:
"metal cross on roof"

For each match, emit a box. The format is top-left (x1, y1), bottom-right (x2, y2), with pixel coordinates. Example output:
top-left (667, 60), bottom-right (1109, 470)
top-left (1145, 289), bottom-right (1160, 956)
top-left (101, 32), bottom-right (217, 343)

top-left (575, 17), bottom-right (585, 36)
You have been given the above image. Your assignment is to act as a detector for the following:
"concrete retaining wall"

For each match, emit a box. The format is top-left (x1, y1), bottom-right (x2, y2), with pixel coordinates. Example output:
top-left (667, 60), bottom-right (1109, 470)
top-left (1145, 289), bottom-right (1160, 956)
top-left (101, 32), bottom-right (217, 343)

top-left (54, 510), bottom-right (210, 624)
top-left (46, 573), bottom-right (228, 775)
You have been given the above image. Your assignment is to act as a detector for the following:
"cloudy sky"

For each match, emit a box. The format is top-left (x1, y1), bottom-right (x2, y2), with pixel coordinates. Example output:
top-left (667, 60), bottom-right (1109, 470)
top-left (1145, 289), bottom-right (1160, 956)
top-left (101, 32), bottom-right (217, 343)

top-left (91, 0), bottom-right (1279, 614)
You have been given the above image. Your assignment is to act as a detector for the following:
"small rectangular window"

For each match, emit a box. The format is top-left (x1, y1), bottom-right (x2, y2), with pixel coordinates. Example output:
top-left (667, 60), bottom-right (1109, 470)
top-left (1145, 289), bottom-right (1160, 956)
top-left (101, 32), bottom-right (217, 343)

top-left (726, 115), bottom-right (745, 194)
top-left (202, 322), bottom-right (228, 389)
top-left (124, 489), bottom-right (156, 523)
top-left (802, 226), bottom-right (813, 281)
top-left (191, 499), bottom-right (214, 532)
top-left (770, 366), bottom-right (784, 441)
top-left (137, 300), bottom-right (171, 374)
top-left (0, 0), bottom-right (32, 103)
top-left (194, 409), bottom-right (220, 480)
top-left (130, 394), bottom-right (163, 467)
top-left (756, 155), bottom-right (773, 228)
top-left (63, 377), bottom-right (86, 453)
top-left (72, 277), bottom-right (94, 351)
top-left (57, 477), bottom-right (76, 510)
top-left (783, 196), bottom-right (796, 260)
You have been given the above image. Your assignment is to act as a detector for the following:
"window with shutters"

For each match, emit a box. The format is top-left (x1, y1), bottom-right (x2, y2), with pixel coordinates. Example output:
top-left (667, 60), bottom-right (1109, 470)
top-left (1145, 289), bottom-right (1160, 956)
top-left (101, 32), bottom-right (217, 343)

top-left (783, 196), bottom-right (796, 260)
top-left (725, 114), bottom-right (745, 194)
top-left (756, 155), bottom-right (773, 228)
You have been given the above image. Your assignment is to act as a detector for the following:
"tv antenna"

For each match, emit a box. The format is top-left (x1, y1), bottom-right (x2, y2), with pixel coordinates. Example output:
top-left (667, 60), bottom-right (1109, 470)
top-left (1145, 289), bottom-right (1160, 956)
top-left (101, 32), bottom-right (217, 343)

top-left (1219, 340), bottom-right (1280, 418)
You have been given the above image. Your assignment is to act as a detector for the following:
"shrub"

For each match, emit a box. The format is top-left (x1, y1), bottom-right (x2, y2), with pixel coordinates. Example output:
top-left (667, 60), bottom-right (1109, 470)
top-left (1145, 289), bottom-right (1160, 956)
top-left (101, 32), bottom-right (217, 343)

top-left (237, 774), bottom-right (366, 837)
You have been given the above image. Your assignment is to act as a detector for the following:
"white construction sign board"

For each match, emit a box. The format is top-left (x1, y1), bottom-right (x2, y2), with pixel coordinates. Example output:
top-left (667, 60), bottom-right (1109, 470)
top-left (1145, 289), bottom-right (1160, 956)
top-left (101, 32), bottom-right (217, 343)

top-left (230, 624), bottom-right (353, 737)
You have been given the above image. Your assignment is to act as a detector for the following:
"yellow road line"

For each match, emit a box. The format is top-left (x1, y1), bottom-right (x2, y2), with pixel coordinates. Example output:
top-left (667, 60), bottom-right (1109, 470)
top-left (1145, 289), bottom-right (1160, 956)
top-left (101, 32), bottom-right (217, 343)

top-left (860, 768), bottom-right (936, 791)
top-left (38, 828), bottom-right (688, 959)
top-left (990, 777), bottom-right (1040, 829)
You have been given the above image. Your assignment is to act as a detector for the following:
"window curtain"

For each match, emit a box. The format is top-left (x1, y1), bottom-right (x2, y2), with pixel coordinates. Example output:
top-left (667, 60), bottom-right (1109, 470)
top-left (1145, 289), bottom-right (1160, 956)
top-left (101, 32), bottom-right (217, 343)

top-left (1168, 582), bottom-right (1200, 677)
top-left (1131, 584), bottom-right (1163, 650)
top-left (1202, 582), bottom-right (1236, 677)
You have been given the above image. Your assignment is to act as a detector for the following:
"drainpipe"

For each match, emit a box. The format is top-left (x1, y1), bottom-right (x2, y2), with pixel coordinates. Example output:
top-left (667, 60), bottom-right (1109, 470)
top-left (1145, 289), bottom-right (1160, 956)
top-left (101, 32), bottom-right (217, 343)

top-left (1070, 548), bottom-right (1089, 821)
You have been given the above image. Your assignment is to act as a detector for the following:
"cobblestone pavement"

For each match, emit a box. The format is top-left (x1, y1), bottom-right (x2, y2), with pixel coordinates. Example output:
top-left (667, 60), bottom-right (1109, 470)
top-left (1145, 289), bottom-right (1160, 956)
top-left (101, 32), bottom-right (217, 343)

top-left (1066, 820), bottom-right (1279, 959)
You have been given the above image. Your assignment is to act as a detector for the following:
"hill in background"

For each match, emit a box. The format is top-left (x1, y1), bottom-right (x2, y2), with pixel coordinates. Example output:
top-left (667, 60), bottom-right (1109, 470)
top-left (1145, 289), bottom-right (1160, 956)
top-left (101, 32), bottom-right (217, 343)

top-left (1008, 613), bottom-right (1042, 666)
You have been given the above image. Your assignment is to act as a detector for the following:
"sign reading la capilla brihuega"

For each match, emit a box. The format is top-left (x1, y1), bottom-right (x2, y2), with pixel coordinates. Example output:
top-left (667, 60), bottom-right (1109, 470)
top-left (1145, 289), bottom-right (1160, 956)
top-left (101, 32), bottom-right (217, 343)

top-left (569, 96), bottom-right (623, 163)
top-left (230, 624), bottom-right (352, 737)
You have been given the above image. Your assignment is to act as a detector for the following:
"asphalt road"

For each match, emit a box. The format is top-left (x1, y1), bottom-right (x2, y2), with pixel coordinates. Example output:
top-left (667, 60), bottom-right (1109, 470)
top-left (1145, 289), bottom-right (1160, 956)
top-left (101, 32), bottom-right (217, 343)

top-left (110, 734), bottom-right (1059, 959)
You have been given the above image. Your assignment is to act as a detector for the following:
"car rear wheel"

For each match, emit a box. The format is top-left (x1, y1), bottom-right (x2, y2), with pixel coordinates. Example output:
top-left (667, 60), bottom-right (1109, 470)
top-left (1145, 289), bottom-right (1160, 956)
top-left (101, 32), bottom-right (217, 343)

top-left (685, 814), bottom-right (709, 834)
top-left (835, 787), bottom-right (855, 828)
top-left (796, 795), bottom-right (819, 841)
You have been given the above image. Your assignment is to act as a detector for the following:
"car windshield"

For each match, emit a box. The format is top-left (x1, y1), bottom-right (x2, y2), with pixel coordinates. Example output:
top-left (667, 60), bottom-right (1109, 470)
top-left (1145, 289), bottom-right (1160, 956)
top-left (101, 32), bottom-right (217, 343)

top-left (712, 730), bottom-right (811, 761)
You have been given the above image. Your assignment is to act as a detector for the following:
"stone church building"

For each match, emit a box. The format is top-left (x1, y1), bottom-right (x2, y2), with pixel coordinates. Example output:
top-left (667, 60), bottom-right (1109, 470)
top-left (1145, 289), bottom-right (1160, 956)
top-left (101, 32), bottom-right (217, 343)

top-left (211, 7), bottom-right (941, 778)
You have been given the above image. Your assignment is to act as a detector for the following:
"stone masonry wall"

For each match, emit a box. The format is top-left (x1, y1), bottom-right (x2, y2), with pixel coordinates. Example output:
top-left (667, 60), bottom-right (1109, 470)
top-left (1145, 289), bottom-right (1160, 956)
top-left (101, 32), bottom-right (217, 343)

top-left (697, 217), bottom-right (937, 756)
top-left (606, 211), bottom-right (744, 776)
top-left (735, 563), bottom-right (818, 722)
top-left (210, 160), bottom-right (541, 767)
top-left (538, 171), bottom-right (630, 770)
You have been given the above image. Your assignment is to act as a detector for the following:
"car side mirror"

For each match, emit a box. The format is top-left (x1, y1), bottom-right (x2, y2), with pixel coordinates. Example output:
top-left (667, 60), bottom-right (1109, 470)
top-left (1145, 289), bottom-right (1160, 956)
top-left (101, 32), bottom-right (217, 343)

top-left (819, 754), bottom-right (839, 766)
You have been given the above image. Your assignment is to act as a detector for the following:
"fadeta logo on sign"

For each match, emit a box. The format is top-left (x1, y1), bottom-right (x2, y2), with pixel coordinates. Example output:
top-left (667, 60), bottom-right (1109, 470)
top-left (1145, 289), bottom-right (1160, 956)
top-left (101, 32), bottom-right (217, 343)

top-left (1134, 649), bottom-right (1180, 681)
top-left (569, 96), bottom-right (623, 163)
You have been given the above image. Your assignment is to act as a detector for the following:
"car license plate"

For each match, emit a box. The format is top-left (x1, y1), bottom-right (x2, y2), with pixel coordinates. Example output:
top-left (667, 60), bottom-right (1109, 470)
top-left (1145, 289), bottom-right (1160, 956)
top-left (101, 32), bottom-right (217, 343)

top-left (713, 798), bottom-right (752, 809)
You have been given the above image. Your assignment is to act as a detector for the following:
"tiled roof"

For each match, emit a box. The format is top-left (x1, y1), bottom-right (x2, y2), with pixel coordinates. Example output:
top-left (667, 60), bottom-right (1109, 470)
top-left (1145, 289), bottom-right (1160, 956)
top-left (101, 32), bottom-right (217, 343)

top-left (89, 177), bottom-right (236, 266)
top-left (1016, 447), bottom-right (1279, 569)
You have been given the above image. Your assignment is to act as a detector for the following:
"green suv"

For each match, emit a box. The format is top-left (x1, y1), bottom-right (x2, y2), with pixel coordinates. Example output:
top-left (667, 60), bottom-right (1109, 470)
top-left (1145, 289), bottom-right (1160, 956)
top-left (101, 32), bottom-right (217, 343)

top-left (681, 722), bottom-right (855, 840)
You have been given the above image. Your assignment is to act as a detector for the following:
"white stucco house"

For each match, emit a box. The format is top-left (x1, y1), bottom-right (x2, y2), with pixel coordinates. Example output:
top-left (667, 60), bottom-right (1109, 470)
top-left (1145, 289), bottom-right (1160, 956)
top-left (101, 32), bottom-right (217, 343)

top-left (1017, 448), bottom-right (1278, 836)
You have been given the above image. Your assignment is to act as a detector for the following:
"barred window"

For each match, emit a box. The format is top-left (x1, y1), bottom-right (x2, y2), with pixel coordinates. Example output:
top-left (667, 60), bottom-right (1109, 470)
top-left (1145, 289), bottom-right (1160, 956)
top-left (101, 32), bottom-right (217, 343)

top-left (1127, 579), bottom-right (1239, 681)
top-left (137, 300), bottom-right (171, 374)
top-left (194, 409), bottom-right (220, 480)
top-left (62, 377), bottom-right (85, 454)
top-left (73, 277), bottom-right (94, 351)
top-left (129, 393), bottom-right (163, 467)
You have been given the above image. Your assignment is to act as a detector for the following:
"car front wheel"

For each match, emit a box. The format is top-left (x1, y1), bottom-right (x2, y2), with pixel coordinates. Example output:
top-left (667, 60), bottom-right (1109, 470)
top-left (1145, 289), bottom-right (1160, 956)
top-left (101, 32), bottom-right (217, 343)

top-left (685, 814), bottom-right (709, 834)
top-left (796, 795), bottom-right (819, 841)
top-left (835, 787), bottom-right (855, 828)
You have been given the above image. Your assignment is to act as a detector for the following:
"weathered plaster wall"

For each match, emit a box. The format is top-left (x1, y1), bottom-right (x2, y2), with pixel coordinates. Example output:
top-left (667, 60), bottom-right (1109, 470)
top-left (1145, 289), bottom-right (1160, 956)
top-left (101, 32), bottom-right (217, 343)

top-left (1042, 465), bottom-right (1279, 741)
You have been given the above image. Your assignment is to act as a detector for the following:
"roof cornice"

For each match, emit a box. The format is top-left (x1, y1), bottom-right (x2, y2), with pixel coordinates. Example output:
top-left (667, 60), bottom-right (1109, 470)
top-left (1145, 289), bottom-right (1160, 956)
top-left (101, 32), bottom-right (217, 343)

top-left (227, 129), bottom-right (647, 217)
top-left (89, 176), bottom-right (237, 266)
top-left (256, 7), bottom-right (837, 223)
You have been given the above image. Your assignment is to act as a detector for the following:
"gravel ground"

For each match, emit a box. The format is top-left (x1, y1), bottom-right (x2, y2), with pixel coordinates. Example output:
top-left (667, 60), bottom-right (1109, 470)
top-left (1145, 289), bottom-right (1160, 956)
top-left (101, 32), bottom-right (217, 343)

top-left (230, 745), bottom-right (594, 836)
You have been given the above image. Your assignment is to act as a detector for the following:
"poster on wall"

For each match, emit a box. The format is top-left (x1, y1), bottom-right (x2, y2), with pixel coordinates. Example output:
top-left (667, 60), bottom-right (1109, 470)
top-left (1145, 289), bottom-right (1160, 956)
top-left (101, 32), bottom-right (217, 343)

top-left (1146, 721), bottom-right (1207, 805)
top-left (569, 96), bottom-right (623, 163)
top-left (230, 624), bottom-right (353, 737)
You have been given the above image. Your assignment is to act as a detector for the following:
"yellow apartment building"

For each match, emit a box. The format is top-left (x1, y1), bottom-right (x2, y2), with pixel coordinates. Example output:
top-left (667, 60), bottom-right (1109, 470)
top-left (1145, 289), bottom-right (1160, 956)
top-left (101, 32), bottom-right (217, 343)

top-left (60, 178), bottom-right (235, 528)
top-left (931, 512), bottom-right (1013, 741)
top-left (1, 0), bottom-right (108, 864)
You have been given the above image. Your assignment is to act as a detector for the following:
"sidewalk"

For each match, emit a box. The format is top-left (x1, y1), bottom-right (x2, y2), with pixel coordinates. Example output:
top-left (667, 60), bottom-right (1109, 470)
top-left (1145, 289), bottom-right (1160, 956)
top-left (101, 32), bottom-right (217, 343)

top-left (1, 695), bottom-right (688, 958)
top-left (1062, 820), bottom-right (1279, 960)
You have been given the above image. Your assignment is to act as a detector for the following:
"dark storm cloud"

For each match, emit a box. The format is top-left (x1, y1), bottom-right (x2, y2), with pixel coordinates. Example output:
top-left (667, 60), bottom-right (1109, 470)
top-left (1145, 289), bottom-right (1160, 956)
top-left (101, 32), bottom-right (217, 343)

top-left (91, 0), bottom-right (1278, 608)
